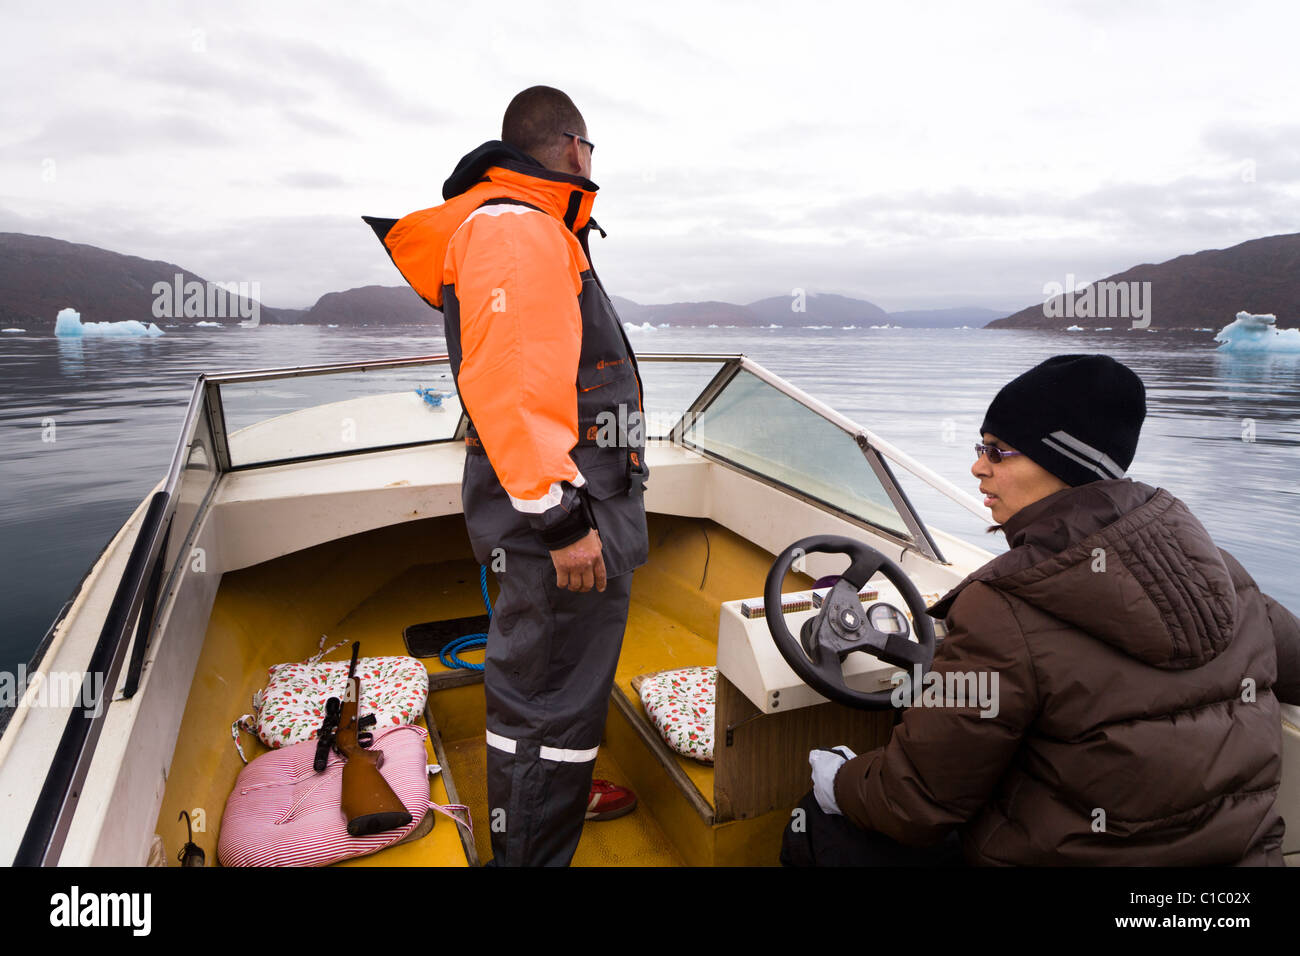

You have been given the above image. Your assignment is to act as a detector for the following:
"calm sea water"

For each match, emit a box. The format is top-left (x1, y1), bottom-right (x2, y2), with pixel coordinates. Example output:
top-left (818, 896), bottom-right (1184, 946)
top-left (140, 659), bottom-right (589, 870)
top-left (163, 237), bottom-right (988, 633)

top-left (2, 324), bottom-right (1298, 676)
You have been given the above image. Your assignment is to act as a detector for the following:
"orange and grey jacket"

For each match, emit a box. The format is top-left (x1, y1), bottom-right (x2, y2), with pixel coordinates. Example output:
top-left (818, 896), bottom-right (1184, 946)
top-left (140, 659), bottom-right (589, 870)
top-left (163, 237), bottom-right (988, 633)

top-left (365, 142), bottom-right (648, 554)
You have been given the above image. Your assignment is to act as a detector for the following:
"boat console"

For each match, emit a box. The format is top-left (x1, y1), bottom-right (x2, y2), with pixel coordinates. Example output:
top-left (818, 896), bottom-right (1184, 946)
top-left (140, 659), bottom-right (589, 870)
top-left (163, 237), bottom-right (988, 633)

top-left (720, 534), bottom-right (942, 714)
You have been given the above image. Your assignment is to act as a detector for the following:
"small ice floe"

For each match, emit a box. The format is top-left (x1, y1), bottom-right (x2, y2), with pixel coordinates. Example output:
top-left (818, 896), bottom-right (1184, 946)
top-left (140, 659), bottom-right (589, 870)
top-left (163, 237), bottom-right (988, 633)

top-left (656, 322), bottom-right (669, 328)
top-left (1214, 311), bottom-right (1300, 352)
top-left (194, 320), bottom-right (221, 327)
top-left (803, 325), bottom-right (831, 329)
top-left (1066, 324), bottom-right (1083, 331)
top-left (327, 324), bottom-right (339, 328)
top-left (54, 307), bottom-right (163, 337)
top-left (3, 328), bottom-right (25, 333)
top-left (841, 325), bottom-right (857, 330)
top-left (764, 323), bottom-right (782, 328)
top-left (1096, 327), bottom-right (1112, 331)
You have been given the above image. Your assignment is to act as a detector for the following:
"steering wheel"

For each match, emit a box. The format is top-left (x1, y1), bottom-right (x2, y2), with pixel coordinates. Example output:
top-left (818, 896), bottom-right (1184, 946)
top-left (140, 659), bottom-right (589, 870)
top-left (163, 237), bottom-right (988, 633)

top-left (764, 535), bottom-right (936, 709)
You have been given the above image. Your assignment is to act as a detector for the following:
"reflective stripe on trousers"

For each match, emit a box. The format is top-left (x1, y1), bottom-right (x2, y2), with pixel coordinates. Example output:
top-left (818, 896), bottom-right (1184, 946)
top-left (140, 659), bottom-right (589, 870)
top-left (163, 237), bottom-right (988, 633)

top-left (487, 731), bottom-right (600, 764)
top-left (483, 554), bottom-right (633, 866)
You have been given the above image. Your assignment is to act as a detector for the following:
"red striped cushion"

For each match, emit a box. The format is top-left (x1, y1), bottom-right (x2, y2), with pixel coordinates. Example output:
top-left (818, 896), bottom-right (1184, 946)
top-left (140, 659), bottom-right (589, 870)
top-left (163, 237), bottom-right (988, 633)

top-left (218, 724), bottom-right (430, 867)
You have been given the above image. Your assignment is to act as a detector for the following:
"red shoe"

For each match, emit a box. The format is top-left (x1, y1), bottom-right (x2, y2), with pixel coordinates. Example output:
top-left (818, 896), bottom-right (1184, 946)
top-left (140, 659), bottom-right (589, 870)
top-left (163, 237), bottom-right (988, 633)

top-left (586, 779), bottom-right (637, 821)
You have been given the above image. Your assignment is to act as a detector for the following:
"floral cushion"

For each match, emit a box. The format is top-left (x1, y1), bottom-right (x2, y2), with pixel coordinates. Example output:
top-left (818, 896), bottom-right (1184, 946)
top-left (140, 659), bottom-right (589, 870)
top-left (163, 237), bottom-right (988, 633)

top-left (638, 666), bottom-right (716, 765)
top-left (232, 636), bottom-right (429, 763)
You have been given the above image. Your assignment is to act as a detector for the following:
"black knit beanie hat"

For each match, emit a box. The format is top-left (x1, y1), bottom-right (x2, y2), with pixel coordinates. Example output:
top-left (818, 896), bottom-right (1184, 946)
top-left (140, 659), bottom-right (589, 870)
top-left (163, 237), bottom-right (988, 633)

top-left (980, 354), bottom-right (1146, 486)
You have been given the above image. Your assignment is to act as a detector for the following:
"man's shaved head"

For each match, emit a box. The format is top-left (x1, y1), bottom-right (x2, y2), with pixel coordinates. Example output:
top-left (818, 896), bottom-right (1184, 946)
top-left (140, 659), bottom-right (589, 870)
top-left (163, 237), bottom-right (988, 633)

top-left (502, 86), bottom-right (586, 167)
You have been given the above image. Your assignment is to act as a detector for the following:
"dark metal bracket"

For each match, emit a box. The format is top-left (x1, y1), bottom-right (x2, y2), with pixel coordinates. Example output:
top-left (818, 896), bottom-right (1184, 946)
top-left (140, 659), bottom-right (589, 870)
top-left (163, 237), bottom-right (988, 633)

top-left (725, 709), bottom-right (766, 747)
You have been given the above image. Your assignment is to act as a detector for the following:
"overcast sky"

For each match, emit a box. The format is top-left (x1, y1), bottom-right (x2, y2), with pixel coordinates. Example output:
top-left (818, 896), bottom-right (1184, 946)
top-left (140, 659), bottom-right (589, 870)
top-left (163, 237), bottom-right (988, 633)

top-left (2, 0), bottom-right (1298, 311)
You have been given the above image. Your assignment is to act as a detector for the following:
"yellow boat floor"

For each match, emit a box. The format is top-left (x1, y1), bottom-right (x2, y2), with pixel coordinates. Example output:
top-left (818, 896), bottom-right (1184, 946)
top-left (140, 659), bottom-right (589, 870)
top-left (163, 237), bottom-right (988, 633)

top-left (154, 513), bottom-right (795, 866)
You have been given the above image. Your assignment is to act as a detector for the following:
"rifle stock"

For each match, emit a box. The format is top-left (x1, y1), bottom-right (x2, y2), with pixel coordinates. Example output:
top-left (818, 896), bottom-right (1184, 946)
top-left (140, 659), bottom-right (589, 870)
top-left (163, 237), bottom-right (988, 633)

top-left (333, 642), bottom-right (413, 837)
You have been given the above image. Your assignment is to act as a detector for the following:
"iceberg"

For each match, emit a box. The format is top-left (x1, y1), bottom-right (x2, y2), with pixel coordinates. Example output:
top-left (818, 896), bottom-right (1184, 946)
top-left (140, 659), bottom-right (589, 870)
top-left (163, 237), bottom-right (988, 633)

top-left (194, 320), bottom-right (221, 327)
top-left (1214, 312), bottom-right (1300, 352)
top-left (54, 307), bottom-right (163, 338)
top-left (3, 328), bottom-right (25, 333)
top-left (623, 321), bottom-right (656, 332)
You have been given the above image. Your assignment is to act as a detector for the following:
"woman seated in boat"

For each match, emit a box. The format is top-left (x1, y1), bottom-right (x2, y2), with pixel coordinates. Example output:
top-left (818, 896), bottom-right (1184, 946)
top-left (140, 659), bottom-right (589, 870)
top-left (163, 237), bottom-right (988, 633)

top-left (784, 353), bottom-right (1300, 866)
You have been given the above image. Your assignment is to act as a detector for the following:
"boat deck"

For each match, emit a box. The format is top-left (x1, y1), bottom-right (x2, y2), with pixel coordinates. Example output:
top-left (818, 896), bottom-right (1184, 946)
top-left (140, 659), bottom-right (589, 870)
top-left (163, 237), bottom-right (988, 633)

top-left (152, 510), bottom-right (811, 866)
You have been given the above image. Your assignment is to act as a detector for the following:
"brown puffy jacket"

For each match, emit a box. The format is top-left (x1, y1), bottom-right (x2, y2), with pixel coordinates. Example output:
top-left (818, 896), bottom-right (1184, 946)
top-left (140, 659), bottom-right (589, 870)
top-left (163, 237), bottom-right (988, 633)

top-left (834, 478), bottom-right (1299, 865)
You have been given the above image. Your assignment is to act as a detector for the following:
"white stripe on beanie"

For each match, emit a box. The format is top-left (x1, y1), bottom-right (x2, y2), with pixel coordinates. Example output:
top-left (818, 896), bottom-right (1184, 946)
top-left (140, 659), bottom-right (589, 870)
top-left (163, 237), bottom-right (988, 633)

top-left (1043, 430), bottom-right (1126, 480)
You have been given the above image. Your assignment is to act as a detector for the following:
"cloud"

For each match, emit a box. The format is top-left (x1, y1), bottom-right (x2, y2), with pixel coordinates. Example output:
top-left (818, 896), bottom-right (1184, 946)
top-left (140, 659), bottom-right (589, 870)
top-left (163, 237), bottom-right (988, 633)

top-left (1200, 120), bottom-right (1300, 182)
top-left (282, 109), bottom-right (351, 137)
top-left (4, 1), bottom-right (1300, 312)
top-left (10, 109), bottom-right (238, 159)
top-left (278, 170), bottom-right (350, 190)
top-left (221, 30), bottom-right (459, 126)
top-left (73, 27), bottom-right (454, 138)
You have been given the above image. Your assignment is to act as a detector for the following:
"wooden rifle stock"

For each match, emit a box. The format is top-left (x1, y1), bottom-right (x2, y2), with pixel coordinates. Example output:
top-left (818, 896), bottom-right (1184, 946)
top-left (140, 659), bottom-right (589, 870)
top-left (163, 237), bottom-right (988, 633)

top-left (334, 642), bottom-right (412, 837)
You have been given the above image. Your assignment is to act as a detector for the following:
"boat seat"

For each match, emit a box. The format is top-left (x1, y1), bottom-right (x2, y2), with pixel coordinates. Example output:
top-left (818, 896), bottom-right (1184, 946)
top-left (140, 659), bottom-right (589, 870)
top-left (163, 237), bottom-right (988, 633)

top-left (614, 596), bottom-right (719, 807)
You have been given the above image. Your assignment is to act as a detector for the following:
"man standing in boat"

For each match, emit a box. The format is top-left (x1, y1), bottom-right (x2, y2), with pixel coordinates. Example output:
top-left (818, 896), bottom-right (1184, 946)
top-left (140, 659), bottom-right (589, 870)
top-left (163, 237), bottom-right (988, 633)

top-left (367, 87), bottom-right (649, 865)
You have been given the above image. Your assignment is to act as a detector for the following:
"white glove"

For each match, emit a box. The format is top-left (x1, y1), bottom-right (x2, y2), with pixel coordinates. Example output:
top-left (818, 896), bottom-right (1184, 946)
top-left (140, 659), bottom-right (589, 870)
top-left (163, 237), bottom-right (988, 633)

top-left (809, 745), bottom-right (857, 815)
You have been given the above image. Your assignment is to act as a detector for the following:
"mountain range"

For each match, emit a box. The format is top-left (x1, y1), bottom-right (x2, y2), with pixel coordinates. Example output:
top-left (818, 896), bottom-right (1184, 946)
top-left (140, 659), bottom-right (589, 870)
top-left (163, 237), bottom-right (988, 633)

top-left (990, 232), bottom-right (1300, 330)
top-left (2, 230), bottom-right (1296, 332)
top-left (0, 233), bottom-right (997, 330)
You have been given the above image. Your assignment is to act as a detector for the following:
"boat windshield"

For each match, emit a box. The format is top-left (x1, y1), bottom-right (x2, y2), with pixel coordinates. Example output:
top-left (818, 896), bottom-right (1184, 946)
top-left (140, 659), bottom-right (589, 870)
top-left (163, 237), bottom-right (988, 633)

top-left (676, 366), bottom-right (914, 541)
top-left (218, 359), bottom-right (462, 468)
top-left (202, 352), bottom-right (947, 554)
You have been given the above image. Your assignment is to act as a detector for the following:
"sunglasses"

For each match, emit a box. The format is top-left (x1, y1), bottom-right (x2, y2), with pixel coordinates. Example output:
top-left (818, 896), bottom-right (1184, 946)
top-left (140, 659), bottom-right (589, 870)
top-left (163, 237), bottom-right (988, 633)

top-left (564, 131), bottom-right (594, 155)
top-left (974, 443), bottom-right (1024, 464)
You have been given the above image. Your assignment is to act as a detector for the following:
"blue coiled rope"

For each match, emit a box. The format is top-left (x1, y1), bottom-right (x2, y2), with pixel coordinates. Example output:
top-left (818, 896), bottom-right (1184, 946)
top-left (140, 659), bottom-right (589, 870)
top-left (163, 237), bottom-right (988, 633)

top-left (439, 565), bottom-right (492, 671)
top-left (414, 386), bottom-right (446, 408)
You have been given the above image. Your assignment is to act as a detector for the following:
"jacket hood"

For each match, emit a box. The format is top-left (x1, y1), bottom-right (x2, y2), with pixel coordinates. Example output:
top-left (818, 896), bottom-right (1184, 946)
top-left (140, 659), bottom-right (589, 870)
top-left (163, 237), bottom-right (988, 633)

top-left (443, 140), bottom-right (539, 199)
top-left (929, 479), bottom-right (1239, 670)
top-left (442, 139), bottom-right (599, 201)
top-left (364, 141), bottom-right (599, 310)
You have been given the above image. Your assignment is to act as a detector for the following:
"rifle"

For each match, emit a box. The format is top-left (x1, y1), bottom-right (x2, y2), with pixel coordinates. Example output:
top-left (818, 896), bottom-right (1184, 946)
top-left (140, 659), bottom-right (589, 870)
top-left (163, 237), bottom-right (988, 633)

top-left (314, 642), bottom-right (413, 836)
